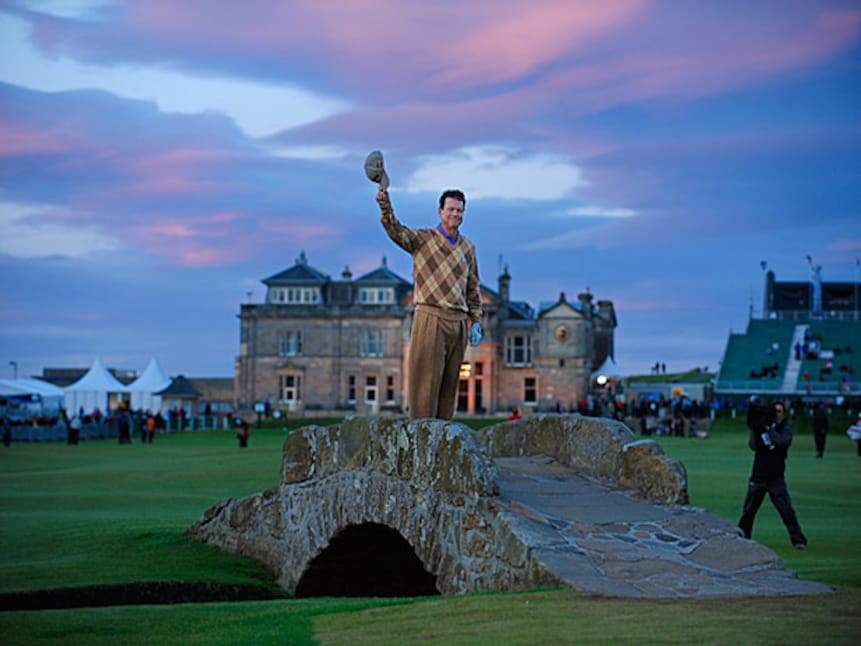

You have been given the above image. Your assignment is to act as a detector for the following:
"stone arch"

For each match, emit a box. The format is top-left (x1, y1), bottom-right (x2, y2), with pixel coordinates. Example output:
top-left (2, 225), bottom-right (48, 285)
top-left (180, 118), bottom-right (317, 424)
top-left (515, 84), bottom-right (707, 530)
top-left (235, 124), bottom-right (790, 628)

top-left (294, 522), bottom-right (439, 598)
top-left (277, 464), bottom-right (490, 596)
top-left (190, 415), bottom-right (689, 596)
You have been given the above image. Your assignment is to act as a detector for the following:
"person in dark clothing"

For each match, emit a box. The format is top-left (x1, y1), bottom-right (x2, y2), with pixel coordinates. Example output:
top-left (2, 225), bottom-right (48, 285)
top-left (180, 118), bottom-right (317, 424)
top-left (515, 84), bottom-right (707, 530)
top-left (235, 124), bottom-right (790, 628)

top-left (738, 400), bottom-right (807, 548)
top-left (237, 418), bottom-right (250, 448)
top-left (812, 402), bottom-right (828, 458)
top-left (117, 409), bottom-right (131, 444)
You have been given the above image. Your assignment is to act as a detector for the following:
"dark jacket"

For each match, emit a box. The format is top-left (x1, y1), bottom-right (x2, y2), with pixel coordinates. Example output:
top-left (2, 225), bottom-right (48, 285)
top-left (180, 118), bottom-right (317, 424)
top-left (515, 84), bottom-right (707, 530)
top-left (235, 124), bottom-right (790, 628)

top-left (748, 416), bottom-right (792, 481)
top-left (813, 406), bottom-right (829, 434)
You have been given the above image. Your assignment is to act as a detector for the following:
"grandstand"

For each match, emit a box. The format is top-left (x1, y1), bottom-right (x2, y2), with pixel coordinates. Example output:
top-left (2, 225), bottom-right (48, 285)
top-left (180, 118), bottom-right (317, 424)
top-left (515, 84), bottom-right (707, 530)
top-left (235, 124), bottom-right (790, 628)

top-left (715, 319), bottom-right (860, 397)
top-left (715, 268), bottom-right (860, 398)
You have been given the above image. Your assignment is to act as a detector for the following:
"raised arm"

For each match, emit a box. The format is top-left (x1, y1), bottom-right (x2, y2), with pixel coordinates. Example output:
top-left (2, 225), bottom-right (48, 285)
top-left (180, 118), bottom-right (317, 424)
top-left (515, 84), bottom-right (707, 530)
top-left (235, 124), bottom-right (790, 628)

top-left (377, 188), bottom-right (420, 253)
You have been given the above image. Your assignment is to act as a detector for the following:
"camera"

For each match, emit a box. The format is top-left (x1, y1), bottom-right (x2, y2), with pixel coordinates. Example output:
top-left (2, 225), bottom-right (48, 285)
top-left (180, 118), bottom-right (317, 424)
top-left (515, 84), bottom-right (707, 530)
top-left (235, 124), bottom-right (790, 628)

top-left (747, 399), bottom-right (775, 433)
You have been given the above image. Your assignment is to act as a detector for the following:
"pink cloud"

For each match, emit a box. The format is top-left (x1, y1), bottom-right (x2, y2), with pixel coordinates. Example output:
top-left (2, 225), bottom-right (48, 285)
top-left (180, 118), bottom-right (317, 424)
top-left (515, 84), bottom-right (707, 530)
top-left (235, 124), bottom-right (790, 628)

top-left (129, 175), bottom-right (223, 196)
top-left (260, 220), bottom-right (337, 239)
top-left (828, 238), bottom-right (861, 252)
top-left (175, 246), bottom-right (240, 267)
top-left (433, 0), bottom-right (647, 90)
top-left (127, 148), bottom-right (239, 196)
top-left (21, 1), bottom-right (861, 118)
top-left (538, 7), bottom-right (861, 114)
top-left (129, 219), bottom-right (245, 267)
top-left (76, 1), bottom-right (649, 95)
top-left (132, 210), bottom-right (242, 240)
top-left (0, 121), bottom-right (71, 154)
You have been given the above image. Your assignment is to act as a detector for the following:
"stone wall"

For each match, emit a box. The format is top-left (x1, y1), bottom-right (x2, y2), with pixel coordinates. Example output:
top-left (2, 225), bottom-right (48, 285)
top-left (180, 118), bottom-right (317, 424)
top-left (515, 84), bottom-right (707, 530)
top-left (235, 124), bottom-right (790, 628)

top-left (188, 414), bottom-right (688, 596)
top-left (477, 414), bottom-right (688, 505)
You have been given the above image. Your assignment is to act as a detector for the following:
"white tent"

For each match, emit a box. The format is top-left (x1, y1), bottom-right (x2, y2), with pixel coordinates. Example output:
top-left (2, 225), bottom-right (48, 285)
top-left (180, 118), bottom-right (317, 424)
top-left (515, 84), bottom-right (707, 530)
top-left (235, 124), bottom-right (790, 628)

top-left (127, 358), bottom-right (171, 412)
top-left (592, 355), bottom-right (625, 383)
top-left (0, 378), bottom-right (65, 414)
top-left (64, 357), bottom-right (128, 415)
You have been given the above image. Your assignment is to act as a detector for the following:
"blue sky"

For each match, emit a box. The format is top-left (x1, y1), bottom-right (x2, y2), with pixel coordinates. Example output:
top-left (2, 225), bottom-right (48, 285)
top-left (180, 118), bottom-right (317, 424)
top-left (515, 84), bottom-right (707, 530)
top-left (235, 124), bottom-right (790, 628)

top-left (1, 0), bottom-right (859, 379)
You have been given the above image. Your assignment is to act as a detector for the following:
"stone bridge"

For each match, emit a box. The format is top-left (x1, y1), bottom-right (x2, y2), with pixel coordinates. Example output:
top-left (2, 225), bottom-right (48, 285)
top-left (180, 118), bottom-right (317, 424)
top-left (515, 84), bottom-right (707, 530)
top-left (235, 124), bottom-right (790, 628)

top-left (188, 415), bottom-right (830, 599)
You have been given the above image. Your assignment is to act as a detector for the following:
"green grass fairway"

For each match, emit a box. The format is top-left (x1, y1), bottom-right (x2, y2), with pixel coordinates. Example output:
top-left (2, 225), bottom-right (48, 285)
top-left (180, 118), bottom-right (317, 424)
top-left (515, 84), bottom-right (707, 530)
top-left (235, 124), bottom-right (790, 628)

top-left (1, 418), bottom-right (860, 644)
top-left (652, 421), bottom-right (861, 588)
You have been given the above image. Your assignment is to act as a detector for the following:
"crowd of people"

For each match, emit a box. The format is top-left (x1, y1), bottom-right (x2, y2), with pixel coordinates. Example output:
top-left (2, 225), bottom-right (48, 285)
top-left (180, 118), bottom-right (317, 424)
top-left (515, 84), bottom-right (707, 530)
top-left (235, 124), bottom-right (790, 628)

top-left (1, 401), bottom-right (257, 449)
top-left (1, 404), bottom-right (203, 445)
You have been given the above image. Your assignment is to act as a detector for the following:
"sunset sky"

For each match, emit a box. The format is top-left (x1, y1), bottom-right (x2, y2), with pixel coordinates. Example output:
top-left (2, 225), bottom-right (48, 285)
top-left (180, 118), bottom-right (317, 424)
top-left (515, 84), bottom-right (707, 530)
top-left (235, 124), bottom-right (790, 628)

top-left (1, 0), bottom-right (860, 380)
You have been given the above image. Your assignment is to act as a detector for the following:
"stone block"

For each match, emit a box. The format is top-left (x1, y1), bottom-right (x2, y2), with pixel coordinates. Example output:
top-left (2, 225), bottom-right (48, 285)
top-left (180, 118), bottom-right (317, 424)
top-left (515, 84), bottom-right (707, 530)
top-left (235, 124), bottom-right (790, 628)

top-left (338, 416), bottom-right (373, 469)
top-left (619, 439), bottom-right (689, 505)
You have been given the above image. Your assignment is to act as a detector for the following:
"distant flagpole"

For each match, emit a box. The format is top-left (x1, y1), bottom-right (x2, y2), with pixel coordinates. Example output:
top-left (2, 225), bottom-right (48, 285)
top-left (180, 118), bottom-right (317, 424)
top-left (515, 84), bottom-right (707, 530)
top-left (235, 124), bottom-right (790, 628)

top-left (855, 258), bottom-right (861, 321)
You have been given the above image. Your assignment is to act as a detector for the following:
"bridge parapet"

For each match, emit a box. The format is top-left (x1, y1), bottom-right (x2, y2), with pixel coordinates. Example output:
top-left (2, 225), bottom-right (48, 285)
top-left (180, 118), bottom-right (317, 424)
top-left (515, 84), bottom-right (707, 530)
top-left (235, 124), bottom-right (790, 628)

top-left (281, 416), bottom-right (498, 497)
top-left (478, 414), bottom-right (688, 505)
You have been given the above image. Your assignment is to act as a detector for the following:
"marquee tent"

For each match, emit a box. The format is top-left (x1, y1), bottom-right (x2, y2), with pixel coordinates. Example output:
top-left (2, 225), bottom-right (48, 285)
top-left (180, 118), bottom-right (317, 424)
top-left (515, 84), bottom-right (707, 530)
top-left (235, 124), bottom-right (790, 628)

top-left (0, 378), bottom-right (65, 415)
top-left (127, 358), bottom-right (171, 412)
top-left (63, 357), bottom-right (127, 415)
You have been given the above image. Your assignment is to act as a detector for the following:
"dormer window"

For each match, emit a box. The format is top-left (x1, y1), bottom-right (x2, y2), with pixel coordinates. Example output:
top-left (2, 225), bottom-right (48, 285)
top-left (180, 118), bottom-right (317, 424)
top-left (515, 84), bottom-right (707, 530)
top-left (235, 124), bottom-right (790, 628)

top-left (359, 287), bottom-right (394, 305)
top-left (269, 287), bottom-right (321, 304)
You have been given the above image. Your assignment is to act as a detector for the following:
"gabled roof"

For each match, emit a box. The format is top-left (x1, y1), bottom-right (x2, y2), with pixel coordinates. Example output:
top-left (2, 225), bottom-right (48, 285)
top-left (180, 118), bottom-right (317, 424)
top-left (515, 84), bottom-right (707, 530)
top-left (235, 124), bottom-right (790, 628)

top-left (355, 261), bottom-right (411, 285)
top-left (479, 284), bottom-right (534, 320)
top-left (538, 293), bottom-right (582, 318)
top-left (156, 375), bottom-right (201, 398)
top-left (263, 251), bottom-right (330, 285)
top-left (65, 357), bottom-right (127, 392)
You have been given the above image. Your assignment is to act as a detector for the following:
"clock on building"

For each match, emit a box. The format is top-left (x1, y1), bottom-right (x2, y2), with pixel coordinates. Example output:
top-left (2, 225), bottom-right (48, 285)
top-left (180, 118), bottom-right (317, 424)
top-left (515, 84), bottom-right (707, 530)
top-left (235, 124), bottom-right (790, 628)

top-left (554, 325), bottom-right (569, 342)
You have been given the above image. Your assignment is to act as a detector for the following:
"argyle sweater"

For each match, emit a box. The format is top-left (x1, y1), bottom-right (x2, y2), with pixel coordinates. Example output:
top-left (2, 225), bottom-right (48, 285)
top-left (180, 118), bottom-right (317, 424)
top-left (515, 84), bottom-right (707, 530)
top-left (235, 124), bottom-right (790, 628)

top-left (381, 205), bottom-right (482, 323)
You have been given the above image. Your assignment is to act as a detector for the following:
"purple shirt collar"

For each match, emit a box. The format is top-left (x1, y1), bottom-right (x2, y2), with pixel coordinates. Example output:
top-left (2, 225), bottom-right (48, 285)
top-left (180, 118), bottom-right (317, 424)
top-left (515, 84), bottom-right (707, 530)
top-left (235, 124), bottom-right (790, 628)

top-left (437, 223), bottom-right (458, 245)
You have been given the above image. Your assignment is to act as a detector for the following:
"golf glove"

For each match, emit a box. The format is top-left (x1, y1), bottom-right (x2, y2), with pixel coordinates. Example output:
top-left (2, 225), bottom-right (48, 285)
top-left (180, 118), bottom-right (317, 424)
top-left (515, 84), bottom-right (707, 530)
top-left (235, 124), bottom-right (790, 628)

top-left (469, 322), bottom-right (483, 346)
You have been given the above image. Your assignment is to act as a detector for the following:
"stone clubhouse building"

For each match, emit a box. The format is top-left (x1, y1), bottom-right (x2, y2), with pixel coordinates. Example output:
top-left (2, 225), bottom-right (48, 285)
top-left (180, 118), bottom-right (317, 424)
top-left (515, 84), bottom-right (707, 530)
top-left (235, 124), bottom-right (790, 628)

top-left (235, 252), bottom-right (617, 416)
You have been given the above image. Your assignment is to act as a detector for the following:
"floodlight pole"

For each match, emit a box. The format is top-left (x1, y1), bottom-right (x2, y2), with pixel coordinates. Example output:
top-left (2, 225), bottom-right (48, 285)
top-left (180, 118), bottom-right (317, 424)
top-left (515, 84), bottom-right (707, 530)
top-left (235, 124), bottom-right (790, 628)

top-left (855, 258), bottom-right (861, 321)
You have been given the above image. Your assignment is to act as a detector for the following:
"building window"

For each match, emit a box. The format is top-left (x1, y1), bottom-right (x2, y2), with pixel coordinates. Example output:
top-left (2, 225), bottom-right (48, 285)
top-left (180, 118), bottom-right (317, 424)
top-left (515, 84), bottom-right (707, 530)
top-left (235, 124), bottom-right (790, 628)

top-left (271, 287), bottom-right (321, 304)
top-left (359, 287), bottom-right (394, 304)
top-left (524, 377), bottom-right (537, 404)
top-left (365, 375), bottom-right (378, 402)
top-left (278, 330), bottom-right (303, 356)
top-left (505, 335), bottom-right (533, 366)
top-left (385, 375), bottom-right (395, 402)
top-left (279, 374), bottom-right (302, 402)
top-left (347, 375), bottom-right (357, 403)
top-left (360, 330), bottom-right (384, 357)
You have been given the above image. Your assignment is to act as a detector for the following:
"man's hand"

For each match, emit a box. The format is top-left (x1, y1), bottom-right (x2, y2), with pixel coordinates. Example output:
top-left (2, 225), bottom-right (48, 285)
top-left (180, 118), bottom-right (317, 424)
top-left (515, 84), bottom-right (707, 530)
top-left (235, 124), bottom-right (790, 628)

top-left (469, 322), bottom-right (483, 346)
top-left (376, 188), bottom-right (390, 210)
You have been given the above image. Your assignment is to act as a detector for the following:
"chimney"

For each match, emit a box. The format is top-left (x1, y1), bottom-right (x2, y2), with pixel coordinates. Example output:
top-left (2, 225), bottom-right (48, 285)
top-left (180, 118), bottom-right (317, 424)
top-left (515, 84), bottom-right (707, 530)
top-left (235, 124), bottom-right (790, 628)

top-left (578, 288), bottom-right (593, 320)
top-left (596, 300), bottom-right (617, 328)
top-left (499, 264), bottom-right (511, 303)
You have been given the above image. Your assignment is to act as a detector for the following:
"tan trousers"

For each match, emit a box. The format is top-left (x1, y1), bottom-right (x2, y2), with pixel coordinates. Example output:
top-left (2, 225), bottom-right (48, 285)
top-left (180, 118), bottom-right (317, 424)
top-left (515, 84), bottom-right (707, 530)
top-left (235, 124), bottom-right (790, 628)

top-left (409, 306), bottom-right (468, 420)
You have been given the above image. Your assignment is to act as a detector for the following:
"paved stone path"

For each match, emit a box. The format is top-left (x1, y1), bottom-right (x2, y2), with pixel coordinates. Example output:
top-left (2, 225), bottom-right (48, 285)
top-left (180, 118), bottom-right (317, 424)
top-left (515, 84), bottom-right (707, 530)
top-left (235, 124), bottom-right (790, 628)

top-left (494, 455), bottom-right (832, 598)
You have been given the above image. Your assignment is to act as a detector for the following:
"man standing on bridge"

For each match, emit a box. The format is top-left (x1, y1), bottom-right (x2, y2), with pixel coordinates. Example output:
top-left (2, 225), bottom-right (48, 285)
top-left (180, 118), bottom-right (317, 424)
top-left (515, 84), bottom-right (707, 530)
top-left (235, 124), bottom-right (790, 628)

top-left (375, 181), bottom-right (482, 420)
